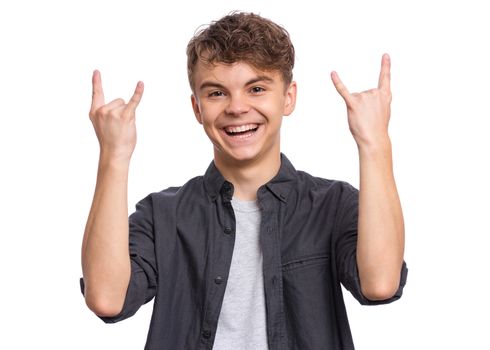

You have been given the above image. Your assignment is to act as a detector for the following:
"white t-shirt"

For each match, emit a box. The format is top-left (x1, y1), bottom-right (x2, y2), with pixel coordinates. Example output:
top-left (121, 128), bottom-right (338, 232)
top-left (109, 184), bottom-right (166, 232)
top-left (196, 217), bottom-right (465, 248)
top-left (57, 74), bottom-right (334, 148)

top-left (213, 198), bottom-right (269, 349)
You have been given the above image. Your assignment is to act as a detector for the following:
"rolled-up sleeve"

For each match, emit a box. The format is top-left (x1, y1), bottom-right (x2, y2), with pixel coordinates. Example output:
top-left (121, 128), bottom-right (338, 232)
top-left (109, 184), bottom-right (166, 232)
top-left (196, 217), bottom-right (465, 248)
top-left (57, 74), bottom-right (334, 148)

top-left (334, 185), bottom-right (408, 305)
top-left (80, 193), bottom-right (158, 323)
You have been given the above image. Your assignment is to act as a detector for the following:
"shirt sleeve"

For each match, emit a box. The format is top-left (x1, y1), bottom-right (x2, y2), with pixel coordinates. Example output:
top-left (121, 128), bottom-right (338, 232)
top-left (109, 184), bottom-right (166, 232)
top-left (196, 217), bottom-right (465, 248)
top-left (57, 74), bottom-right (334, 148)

top-left (80, 193), bottom-right (158, 323)
top-left (334, 184), bottom-right (408, 306)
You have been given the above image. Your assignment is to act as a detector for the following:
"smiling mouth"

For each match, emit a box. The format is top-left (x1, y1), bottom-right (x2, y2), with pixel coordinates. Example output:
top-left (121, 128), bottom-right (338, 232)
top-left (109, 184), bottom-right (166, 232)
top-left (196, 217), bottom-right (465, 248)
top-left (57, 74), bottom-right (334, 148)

top-left (223, 123), bottom-right (259, 136)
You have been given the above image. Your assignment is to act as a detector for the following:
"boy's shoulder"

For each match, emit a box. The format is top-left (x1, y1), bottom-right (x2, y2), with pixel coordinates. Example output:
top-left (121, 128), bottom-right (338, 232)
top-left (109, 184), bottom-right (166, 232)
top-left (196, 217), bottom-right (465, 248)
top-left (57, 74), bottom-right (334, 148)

top-left (150, 174), bottom-right (207, 199)
top-left (295, 169), bottom-right (358, 196)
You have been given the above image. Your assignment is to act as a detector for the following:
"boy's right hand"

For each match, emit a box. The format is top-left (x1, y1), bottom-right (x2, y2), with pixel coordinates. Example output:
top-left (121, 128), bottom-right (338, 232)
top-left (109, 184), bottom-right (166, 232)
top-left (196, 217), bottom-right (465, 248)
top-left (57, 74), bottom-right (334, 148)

top-left (89, 70), bottom-right (144, 163)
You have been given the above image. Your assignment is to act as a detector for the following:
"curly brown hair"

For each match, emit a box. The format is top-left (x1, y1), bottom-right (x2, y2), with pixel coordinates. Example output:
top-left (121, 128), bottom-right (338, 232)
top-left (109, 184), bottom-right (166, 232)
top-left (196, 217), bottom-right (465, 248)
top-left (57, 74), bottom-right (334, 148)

top-left (186, 12), bottom-right (295, 90)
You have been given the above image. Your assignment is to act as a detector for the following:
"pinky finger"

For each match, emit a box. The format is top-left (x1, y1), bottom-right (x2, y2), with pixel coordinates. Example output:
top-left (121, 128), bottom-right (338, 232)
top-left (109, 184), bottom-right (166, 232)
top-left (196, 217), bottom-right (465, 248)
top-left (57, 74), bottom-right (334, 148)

top-left (331, 71), bottom-right (350, 102)
top-left (127, 81), bottom-right (145, 111)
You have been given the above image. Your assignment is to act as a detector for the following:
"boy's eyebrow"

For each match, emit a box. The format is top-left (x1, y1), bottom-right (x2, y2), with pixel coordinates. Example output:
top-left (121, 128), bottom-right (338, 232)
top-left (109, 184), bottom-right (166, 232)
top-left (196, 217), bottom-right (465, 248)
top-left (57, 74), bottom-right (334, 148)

top-left (245, 75), bottom-right (275, 86)
top-left (199, 75), bottom-right (275, 91)
top-left (199, 81), bottom-right (226, 91)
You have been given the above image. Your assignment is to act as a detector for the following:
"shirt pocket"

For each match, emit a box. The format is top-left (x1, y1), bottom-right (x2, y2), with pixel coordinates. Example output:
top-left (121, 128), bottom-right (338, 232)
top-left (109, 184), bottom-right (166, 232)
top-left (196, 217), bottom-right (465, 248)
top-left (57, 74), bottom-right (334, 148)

top-left (282, 252), bottom-right (330, 272)
top-left (281, 252), bottom-right (337, 349)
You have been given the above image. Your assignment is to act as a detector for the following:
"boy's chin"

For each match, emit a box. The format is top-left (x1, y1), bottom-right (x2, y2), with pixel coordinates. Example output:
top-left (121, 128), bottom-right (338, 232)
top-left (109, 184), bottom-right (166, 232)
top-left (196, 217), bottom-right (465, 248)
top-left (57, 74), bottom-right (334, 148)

top-left (215, 148), bottom-right (261, 164)
top-left (215, 146), bottom-right (279, 167)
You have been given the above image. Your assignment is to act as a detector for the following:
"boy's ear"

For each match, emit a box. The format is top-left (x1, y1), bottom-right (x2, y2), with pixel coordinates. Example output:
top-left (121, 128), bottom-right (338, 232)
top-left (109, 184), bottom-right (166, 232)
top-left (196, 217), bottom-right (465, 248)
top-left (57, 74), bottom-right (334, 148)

top-left (191, 94), bottom-right (203, 124)
top-left (283, 81), bottom-right (297, 116)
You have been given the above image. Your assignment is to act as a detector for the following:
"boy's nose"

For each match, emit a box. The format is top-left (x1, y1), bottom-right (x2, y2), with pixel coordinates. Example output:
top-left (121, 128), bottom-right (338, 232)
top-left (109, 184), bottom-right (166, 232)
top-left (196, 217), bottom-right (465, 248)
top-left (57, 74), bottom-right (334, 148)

top-left (225, 93), bottom-right (250, 116)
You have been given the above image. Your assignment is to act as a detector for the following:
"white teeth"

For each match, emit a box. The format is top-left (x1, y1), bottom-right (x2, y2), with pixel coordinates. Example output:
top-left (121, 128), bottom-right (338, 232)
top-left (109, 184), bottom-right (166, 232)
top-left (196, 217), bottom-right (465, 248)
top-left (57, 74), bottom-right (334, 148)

top-left (225, 124), bottom-right (258, 133)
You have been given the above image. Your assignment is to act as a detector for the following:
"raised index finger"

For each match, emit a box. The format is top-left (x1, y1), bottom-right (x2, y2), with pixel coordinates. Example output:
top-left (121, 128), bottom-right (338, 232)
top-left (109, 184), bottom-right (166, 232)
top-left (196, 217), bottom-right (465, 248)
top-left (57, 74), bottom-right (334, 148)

top-left (91, 70), bottom-right (105, 111)
top-left (378, 53), bottom-right (391, 91)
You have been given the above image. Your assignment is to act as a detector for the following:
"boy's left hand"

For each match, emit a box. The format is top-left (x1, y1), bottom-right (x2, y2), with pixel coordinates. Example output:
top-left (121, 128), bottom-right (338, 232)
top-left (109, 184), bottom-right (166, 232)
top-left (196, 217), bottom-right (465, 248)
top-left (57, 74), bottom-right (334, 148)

top-left (331, 54), bottom-right (392, 149)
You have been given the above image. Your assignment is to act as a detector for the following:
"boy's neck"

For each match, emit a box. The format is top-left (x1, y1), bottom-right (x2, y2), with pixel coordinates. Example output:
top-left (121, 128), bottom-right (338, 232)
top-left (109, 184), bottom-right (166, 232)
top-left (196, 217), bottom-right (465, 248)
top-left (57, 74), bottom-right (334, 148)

top-left (214, 151), bottom-right (281, 201)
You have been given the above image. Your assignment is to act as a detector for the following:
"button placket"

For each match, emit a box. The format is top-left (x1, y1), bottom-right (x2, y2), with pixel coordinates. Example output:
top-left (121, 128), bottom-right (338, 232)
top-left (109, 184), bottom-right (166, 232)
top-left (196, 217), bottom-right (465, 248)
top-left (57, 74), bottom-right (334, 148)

top-left (202, 183), bottom-right (235, 347)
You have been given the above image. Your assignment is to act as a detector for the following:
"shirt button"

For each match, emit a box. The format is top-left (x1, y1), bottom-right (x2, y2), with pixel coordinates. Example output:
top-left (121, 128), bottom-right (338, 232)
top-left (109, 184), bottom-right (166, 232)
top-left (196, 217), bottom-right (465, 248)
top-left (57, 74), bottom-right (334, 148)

top-left (224, 227), bottom-right (232, 234)
top-left (202, 330), bottom-right (212, 339)
top-left (223, 183), bottom-right (232, 193)
top-left (214, 276), bottom-right (223, 284)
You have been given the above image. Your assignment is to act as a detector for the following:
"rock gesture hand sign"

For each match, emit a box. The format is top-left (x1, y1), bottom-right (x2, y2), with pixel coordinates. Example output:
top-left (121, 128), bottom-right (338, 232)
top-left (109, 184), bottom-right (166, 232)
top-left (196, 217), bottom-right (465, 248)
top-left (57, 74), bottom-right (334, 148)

top-left (331, 54), bottom-right (392, 149)
top-left (89, 70), bottom-right (144, 162)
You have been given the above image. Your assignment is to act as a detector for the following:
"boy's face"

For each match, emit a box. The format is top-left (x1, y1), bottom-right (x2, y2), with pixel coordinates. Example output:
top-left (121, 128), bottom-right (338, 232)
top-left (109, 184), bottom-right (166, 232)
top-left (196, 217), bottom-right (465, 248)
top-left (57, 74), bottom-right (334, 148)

top-left (191, 61), bottom-right (296, 167)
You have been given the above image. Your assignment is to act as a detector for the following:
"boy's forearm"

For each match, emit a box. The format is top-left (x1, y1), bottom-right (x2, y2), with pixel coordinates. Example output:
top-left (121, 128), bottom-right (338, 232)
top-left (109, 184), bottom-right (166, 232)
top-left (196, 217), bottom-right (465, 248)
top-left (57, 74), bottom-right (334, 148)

top-left (356, 138), bottom-right (405, 301)
top-left (81, 154), bottom-right (131, 316)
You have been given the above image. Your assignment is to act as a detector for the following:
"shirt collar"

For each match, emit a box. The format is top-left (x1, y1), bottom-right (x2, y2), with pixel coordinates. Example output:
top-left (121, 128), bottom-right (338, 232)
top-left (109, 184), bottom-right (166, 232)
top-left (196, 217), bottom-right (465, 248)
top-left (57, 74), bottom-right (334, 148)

top-left (203, 153), bottom-right (297, 203)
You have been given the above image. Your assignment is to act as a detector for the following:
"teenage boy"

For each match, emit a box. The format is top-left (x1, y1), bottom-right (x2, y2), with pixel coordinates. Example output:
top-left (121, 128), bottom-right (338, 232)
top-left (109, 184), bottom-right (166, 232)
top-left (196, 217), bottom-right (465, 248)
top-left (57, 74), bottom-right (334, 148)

top-left (81, 12), bottom-right (407, 350)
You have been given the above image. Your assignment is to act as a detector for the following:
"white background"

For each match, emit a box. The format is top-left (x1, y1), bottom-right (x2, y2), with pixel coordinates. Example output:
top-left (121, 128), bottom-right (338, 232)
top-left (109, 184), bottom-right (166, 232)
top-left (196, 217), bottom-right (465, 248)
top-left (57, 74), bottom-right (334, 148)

top-left (1, 0), bottom-right (489, 349)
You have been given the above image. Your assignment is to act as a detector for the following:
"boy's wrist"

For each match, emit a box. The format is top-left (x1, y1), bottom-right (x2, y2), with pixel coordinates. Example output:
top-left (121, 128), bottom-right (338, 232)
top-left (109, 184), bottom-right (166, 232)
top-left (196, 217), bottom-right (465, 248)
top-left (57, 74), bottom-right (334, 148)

top-left (356, 136), bottom-right (392, 157)
top-left (98, 151), bottom-right (132, 172)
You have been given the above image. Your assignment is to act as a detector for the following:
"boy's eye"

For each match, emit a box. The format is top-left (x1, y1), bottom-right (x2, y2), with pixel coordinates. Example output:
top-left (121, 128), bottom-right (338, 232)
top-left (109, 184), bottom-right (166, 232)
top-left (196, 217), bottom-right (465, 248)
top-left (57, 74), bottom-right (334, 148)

top-left (251, 86), bottom-right (265, 93)
top-left (209, 91), bottom-right (224, 97)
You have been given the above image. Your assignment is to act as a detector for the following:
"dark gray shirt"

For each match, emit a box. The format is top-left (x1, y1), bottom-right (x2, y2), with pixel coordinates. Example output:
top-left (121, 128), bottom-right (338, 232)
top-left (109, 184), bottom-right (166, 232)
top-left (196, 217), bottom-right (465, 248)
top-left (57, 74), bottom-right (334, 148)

top-left (81, 154), bottom-right (408, 349)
